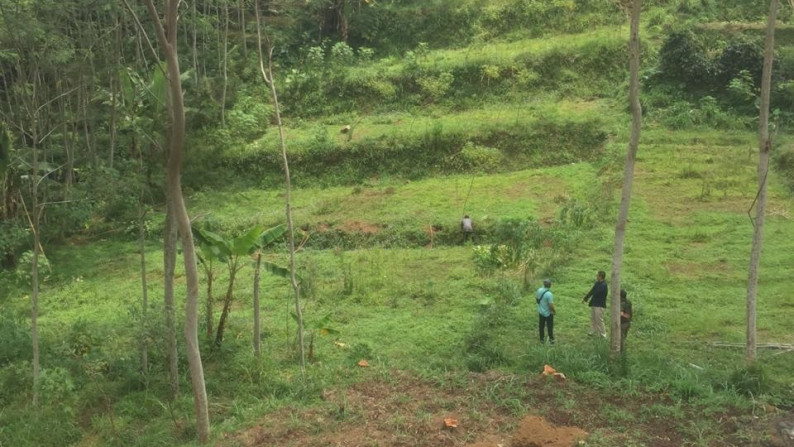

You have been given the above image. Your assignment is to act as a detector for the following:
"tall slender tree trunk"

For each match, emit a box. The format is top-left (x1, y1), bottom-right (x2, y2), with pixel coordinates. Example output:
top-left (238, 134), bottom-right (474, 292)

top-left (192, 0), bottom-right (199, 87)
top-left (30, 112), bottom-right (41, 408)
top-left (221, 0), bottom-right (229, 127)
top-left (746, 0), bottom-right (778, 365)
top-left (138, 176), bottom-right (149, 378)
top-left (143, 0), bottom-right (210, 441)
top-left (110, 12), bottom-right (122, 169)
top-left (163, 193), bottom-right (179, 399)
top-left (239, 0), bottom-right (247, 60)
top-left (610, 0), bottom-right (642, 358)
top-left (255, 0), bottom-right (306, 375)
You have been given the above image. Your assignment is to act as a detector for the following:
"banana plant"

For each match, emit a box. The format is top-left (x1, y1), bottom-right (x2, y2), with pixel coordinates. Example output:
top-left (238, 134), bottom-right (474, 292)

top-left (299, 313), bottom-right (339, 362)
top-left (193, 226), bottom-right (227, 340)
top-left (193, 223), bottom-right (287, 348)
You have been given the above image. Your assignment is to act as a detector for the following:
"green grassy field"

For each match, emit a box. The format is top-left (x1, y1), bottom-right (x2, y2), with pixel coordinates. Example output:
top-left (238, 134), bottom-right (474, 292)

top-left (4, 124), bottom-right (790, 446)
top-left (3, 1), bottom-right (794, 444)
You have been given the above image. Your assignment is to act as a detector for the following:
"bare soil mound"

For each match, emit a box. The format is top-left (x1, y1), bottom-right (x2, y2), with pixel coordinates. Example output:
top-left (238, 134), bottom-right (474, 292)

top-left (510, 415), bottom-right (587, 447)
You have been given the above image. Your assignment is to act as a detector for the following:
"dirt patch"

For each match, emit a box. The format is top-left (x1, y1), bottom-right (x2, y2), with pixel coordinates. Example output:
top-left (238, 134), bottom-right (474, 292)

top-left (337, 220), bottom-right (380, 235)
top-left (229, 371), bottom-right (518, 447)
top-left (509, 415), bottom-right (587, 447)
top-left (664, 259), bottom-right (733, 279)
top-left (313, 220), bottom-right (380, 235)
top-left (225, 369), bottom-right (773, 447)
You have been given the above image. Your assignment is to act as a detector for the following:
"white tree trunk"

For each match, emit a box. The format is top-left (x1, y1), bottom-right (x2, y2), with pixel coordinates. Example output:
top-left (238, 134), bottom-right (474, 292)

top-left (255, 0), bottom-right (306, 375)
top-left (746, 0), bottom-right (778, 365)
top-left (143, 0), bottom-right (210, 442)
top-left (610, 0), bottom-right (642, 358)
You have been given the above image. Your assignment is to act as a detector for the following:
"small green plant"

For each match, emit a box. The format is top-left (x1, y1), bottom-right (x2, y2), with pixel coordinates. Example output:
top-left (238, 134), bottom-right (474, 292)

top-left (558, 198), bottom-right (592, 228)
top-left (446, 142), bottom-right (502, 173)
top-left (336, 249), bottom-right (354, 296)
top-left (330, 41), bottom-right (355, 65)
top-left (417, 71), bottom-right (454, 103)
top-left (481, 64), bottom-right (501, 87)
top-left (727, 364), bottom-right (768, 396)
top-left (679, 165), bottom-right (703, 179)
top-left (472, 244), bottom-right (511, 275)
top-left (306, 46), bottom-right (325, 67)
top-left (357, 47), bottom-right (374, 62)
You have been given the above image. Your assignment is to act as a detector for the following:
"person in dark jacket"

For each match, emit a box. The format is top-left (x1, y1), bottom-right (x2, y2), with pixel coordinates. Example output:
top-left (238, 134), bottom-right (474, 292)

top-left (582, 270), bottom-right (607, 337)
top-left (620, 289), bottom-right (632, 353)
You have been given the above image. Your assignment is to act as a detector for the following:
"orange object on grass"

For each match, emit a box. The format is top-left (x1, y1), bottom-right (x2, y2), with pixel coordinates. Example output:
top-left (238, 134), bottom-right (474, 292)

top-left (443, 418), bottom-right (458, 428)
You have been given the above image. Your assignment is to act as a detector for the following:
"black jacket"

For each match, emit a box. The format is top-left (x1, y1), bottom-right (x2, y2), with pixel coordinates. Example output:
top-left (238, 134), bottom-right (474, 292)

top-left (584, 281), bottom-right (608, 308)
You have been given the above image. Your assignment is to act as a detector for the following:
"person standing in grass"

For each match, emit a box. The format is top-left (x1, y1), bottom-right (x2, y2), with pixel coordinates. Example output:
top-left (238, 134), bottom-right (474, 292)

top-left (461, 215), bottom-right (475, 243)
top-left (536, 279), bottom-right (556, 345)
top-left (582, 270), bottom-right (608, 338)
top-left (620, 289), bottom-right (632, 353)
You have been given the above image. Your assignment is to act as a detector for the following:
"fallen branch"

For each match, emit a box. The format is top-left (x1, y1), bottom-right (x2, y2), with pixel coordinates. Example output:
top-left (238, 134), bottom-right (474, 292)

top-left (708, 341), bottom-right (794, 351)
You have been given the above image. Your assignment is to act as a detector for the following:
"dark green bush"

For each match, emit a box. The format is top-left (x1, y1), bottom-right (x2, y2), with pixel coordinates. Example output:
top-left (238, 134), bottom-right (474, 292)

top-left (0, 218), bottom-right (28, 269)
top-left (717, 39), bottom-right (763, 89)
top-left (0, 315), bottom-right (30, 366)
top-left (657, 30), bottom-right (716, 92)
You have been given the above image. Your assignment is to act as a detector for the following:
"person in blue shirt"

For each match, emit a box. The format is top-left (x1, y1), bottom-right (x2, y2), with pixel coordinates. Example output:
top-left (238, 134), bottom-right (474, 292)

top-left (536, 279), bottom-right (556, 345)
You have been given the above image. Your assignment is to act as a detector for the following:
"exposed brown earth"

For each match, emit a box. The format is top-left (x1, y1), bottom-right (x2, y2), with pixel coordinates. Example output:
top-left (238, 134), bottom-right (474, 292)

top-left (223, 369), bottom-right (782, 447)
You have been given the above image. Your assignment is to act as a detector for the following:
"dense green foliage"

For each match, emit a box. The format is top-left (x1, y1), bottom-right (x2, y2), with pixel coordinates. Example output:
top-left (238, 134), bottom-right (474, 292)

top-left (1, 0), bottom-right (794, 446)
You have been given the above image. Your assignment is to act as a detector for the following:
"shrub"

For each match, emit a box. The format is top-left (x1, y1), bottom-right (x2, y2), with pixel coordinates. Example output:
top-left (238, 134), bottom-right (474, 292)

top-left (343, 72), bottom-right (398, 105)
top-left (331, 41), bottom-right (356, 65)
top-left (717, 39), bottom-right (763, 89)
top-left (558, 198), bottom-right (593, 228)
top-left (417, 71), bottom-right (454, 103)
top-left (227, 95), bottom-right (271, 142)
top-left (657, 30), bottom-right (715, 92)
top-left (725, 70), bottom-right (758, 112)
top-left (446, 142), bottom-right (502, 174)
top-left (0, 315), bottom-right (30, 366)
top-left (727, 364), bottom-right (768, 396)
top-left (0, 218), bottom-right (28, 269)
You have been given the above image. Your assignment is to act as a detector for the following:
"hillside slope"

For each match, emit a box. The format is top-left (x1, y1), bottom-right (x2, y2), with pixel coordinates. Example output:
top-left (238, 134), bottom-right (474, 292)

top-left (1, 1), bottom-right (794, 446)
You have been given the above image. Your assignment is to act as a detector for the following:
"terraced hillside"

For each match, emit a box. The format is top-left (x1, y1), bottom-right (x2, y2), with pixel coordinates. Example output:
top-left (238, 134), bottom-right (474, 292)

top-left (1, 1), bottom-right (793, 446)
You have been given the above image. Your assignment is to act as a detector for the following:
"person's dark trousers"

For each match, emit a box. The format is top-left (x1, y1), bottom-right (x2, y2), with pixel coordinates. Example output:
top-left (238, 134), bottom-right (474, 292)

top-left (620, 323), bottom-right (630, 353)
top-left (539, 314), bottom-right (554, 343)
